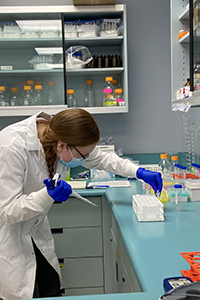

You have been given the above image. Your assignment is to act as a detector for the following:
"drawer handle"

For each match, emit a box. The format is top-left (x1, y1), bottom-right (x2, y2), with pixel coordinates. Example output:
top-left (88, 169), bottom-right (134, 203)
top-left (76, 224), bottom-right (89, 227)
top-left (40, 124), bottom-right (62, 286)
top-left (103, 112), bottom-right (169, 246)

top-left (51, 228), bottom-right (63, 234)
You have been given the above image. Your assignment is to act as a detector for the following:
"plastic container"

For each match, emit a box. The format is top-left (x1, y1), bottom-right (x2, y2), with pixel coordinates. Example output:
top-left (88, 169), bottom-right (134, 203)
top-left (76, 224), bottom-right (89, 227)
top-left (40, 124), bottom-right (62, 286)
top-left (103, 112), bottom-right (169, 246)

top-left (33, 85), bottom-right (44, 105)
top-left (45, 81), bottom-right (56, 105)
top-left (114, 88), bottom-right (125, 106)
top-left (132, 194), bottom-right (164, 222)
top-left (22, 85), bottom-right (33, 106)
top-left (158, 153), bottom-right (171, 180)
top-left (103, 76), bottom-right (114, 106)
top-left (185, 180), bottom-right (200, 201)
top-left (9, 87), bottom-right (20, 106)
top-left (0, 86), bottom-right (7, 106)
top-left (167, 186), bottom-right (188, 203)
top-left (67, 89), bottom-right (76, 107)
top-left (174, 184), bottom-right (182, 211)
top-left (84, 80), bottom-right (95, 107)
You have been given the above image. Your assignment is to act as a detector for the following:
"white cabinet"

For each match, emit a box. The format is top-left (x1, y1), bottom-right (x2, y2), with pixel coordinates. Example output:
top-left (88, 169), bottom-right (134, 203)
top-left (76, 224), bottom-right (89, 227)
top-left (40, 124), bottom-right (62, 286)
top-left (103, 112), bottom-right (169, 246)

top-left (48, 196), bottom-right (104, 296)
top-left (0, 5), bottom-right (128, 116)
top-left (47, 195), bottom-right (141, 296)
top-left (110, 213), bottom-right (141, 293)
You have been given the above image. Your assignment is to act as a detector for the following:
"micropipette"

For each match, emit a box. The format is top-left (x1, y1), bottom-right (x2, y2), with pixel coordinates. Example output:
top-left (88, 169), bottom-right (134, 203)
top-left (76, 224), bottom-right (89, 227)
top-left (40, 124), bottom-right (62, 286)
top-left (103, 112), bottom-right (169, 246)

top-left (71, 190), bottom-right (98, 208)
top-left (52, 173), bottom-right (98, 208)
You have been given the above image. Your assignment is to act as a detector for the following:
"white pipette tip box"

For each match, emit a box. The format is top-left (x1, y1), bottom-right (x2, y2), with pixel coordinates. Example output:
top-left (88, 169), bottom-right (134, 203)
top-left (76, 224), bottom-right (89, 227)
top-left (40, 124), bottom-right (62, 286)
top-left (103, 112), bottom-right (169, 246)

top-left (132, 194), bottom-right (164, 222)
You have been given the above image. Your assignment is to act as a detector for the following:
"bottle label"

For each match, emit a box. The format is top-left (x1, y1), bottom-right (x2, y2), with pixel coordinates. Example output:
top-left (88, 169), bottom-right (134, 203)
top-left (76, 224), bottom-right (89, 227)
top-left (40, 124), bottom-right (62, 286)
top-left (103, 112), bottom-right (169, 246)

top-left (116, 99), bottom-right (123, 103)
top-left (103, 101), bottom-right (117, 106)
top-left (103, 88), bottom-right (112, 93)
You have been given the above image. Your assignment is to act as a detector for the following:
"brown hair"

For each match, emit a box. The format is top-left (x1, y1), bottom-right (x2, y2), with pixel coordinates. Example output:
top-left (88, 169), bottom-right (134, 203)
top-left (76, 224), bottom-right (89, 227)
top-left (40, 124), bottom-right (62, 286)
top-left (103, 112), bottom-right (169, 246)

top-left (41, 108), bottom-right (100, 178)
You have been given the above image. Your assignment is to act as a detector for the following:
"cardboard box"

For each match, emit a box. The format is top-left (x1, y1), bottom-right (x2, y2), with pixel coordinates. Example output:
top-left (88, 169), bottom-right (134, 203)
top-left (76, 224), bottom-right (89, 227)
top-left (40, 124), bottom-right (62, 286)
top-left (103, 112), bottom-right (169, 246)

top-left (73, 0), bottom-right (116, 5)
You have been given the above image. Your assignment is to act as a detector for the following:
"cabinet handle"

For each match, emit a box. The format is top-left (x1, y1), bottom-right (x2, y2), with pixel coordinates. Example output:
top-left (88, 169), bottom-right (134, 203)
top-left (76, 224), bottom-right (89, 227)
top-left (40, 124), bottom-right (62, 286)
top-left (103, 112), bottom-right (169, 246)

top-left (116, 261), bottom-right (119, 282)
top-left (51, 228), bottom-right (63, 234)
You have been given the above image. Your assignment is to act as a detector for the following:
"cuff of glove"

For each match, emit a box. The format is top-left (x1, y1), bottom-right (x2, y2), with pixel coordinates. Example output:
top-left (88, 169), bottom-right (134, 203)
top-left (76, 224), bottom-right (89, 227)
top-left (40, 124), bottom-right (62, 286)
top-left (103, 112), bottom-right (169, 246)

top-left (136, 167), bottom-right (145, 179)
top-left (31, 187), bottom-right (54, 211)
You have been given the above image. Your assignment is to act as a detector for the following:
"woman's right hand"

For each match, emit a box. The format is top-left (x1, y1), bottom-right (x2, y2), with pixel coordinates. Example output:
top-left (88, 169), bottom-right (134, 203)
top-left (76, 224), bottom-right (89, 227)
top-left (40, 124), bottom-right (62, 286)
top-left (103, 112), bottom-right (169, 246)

top-left (44, 178), bottom-right (72, 202)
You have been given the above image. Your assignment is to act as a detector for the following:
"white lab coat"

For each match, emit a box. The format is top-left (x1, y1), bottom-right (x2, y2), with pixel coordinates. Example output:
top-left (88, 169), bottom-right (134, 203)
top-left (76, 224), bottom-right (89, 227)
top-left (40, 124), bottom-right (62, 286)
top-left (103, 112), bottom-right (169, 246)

top-left (0, 111), bottom-right (139, 300)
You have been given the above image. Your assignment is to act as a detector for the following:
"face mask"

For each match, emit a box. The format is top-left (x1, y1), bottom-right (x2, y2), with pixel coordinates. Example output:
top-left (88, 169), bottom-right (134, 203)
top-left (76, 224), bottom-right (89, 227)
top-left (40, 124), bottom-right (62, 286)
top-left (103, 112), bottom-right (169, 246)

top-left (60, 148), bottom-right (86, 168)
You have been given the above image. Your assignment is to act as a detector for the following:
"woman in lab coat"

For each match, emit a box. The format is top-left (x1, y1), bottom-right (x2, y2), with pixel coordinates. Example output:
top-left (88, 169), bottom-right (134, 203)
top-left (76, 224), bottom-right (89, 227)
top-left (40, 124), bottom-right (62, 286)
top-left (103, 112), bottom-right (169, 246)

top-left (0, 109), bottom-right (162, 300)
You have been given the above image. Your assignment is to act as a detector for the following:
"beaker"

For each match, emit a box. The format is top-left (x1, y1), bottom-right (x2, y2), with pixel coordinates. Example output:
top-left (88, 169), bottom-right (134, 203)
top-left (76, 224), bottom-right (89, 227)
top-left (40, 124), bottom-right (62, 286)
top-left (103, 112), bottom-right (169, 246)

top-left (174, 184), bottom-right (182, 211)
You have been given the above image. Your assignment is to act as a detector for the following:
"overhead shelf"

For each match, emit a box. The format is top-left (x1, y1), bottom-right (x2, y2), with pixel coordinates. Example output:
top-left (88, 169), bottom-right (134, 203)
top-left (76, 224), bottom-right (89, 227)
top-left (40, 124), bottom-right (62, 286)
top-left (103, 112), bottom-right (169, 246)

top-left (0, 38), bottom-right (62, 49)
top-left (173, 91), bottom-right (200, 107)
top-left (0, 105), bottom-right (127, 116)
top-left (67, 67), bottom-right (124, 76)
top-left (65, 36), bottom-right (123, 47)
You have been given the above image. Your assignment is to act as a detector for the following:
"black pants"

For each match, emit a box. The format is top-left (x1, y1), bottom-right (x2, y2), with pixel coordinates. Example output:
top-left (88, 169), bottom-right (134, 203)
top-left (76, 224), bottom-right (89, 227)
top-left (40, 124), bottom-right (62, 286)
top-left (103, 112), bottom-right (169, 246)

top-left (32, 239), bottom-right (62, 298)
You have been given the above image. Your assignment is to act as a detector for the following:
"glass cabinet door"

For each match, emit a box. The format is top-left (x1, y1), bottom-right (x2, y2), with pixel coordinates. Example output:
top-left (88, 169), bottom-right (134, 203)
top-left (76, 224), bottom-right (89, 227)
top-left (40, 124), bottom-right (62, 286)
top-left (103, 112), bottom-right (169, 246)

top-left (63, 5), bottom-right (128, 114)
top-left (193, 0), bottom-right (200, 92)
top-left (0, 11), bottom-right (65, 114)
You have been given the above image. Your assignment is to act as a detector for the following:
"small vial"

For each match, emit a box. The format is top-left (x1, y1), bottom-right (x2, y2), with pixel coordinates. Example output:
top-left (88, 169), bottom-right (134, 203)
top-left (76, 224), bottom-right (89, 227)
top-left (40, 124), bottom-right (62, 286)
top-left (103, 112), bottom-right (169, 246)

top-left (181, 166), bottom-right (186, 179)
top-left (174, 184), bottom-right (182, 211)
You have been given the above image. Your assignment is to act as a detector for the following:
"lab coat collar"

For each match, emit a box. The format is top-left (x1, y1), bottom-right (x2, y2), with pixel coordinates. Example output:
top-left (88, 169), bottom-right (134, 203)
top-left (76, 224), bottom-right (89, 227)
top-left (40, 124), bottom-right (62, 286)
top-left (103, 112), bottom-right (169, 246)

top-left (27, 111), bottom-right (52, 151)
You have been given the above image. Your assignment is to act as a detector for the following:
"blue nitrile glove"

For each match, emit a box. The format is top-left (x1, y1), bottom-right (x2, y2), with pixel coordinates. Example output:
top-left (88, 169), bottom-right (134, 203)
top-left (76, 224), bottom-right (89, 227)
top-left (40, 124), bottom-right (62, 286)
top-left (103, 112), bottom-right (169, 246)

top-left (44, 178), bottom-right (72, 202)
top-left (136, 168), bottom-right (163, 197)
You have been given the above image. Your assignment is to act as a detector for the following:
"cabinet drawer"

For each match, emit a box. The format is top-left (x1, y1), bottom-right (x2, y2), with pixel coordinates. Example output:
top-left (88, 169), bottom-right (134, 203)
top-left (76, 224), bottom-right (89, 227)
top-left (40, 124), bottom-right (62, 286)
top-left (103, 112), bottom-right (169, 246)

top-left (53, 227), bottom-right (102, 258)
top-left (61, 257), bottom-right (104, 288)
top-left (48, 196), bottom-right (101, 228)
top-left (62, 287), bottom-right (104, 296)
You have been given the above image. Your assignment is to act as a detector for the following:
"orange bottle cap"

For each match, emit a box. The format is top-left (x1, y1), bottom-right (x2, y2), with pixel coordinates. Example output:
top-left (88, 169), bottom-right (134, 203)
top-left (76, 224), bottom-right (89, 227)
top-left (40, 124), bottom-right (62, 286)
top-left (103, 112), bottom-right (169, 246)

top-left (113, 79), bottom-right (118, 84)
top-left (27, 80), bottom-right (34, 85)
top-left (35, 85), bottom-right (42, 90)
top-left (114, 89), bottom-right (122, 93)
top-left (24, 85), bottom-right (31, 90)
top-left (160, 153), bottom-right (168, 159)
top-left (48, 81), bottom-right (55, 85)
top-left (105, 77), bottom-right (113, 82)
top-left (67, 89), bottom-right (74, 94)
top-left (171, 156), bottom-right (178, 161)
top-left (10, 87), bottom-right (18, 92)
top-left (86, 80), bottom-right (93, 85)
top-left (0, 86), bottom-right (6, 91)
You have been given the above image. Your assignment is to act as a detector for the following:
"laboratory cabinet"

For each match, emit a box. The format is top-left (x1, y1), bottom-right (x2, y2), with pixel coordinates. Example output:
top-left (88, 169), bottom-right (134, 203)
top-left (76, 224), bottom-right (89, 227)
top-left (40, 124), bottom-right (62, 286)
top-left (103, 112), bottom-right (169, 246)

top-left (0, 5), bottom-right (128, 116)
top-left (171, 0), bottom-right (200, 106)
top-left (47, 194), bottom-right (141, 296)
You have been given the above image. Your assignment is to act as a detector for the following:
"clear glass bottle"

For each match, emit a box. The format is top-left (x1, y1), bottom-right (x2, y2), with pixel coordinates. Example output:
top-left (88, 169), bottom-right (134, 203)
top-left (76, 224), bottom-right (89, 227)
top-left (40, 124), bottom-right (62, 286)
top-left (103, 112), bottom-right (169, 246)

top-left (0, 86), bottom-right (8, 106)
top-left (45, 81), bottom-right (56, 105)
top-left (26, 80), bottom-right (35, 94)
top-left (158, 153), bottom-right (171, 180)
top-left (33, 85), bottom-right (44, 105)
top-left (67, 89), bottom-right (76, 107)
top-left (170, 155), bottom-right (179, 175)
top-left (84, 80), bottom-right (95, 107)
top-left (22, 85), bottom-right (33, 106)
top-left (112, 79), bottom-right (119, 90)
top-left (114, 88), bottom-right (125, 106)
top-left (103, 76), bottom-right (114, 106)
top-left (9, 87), bottom-right (20, 106)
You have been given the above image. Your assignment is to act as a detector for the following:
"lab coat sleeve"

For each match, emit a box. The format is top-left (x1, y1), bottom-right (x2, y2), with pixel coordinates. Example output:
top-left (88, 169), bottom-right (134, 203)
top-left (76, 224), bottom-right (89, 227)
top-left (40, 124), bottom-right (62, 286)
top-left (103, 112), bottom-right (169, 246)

top-left (0, 147), bottom-right (53, 224)
top-left (82, 146), bottom-right (139, 178)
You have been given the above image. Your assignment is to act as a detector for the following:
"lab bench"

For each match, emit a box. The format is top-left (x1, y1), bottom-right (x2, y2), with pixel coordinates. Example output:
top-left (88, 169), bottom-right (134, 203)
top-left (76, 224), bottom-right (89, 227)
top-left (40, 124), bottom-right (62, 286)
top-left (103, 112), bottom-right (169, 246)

top-left (46, 179), bottom-right (200, 300)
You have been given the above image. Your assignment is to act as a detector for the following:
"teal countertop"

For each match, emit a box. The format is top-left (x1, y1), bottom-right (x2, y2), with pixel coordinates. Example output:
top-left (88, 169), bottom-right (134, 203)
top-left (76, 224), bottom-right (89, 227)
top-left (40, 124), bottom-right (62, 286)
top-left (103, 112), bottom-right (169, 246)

top-left (36, 179), bottom-right (200, 300)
